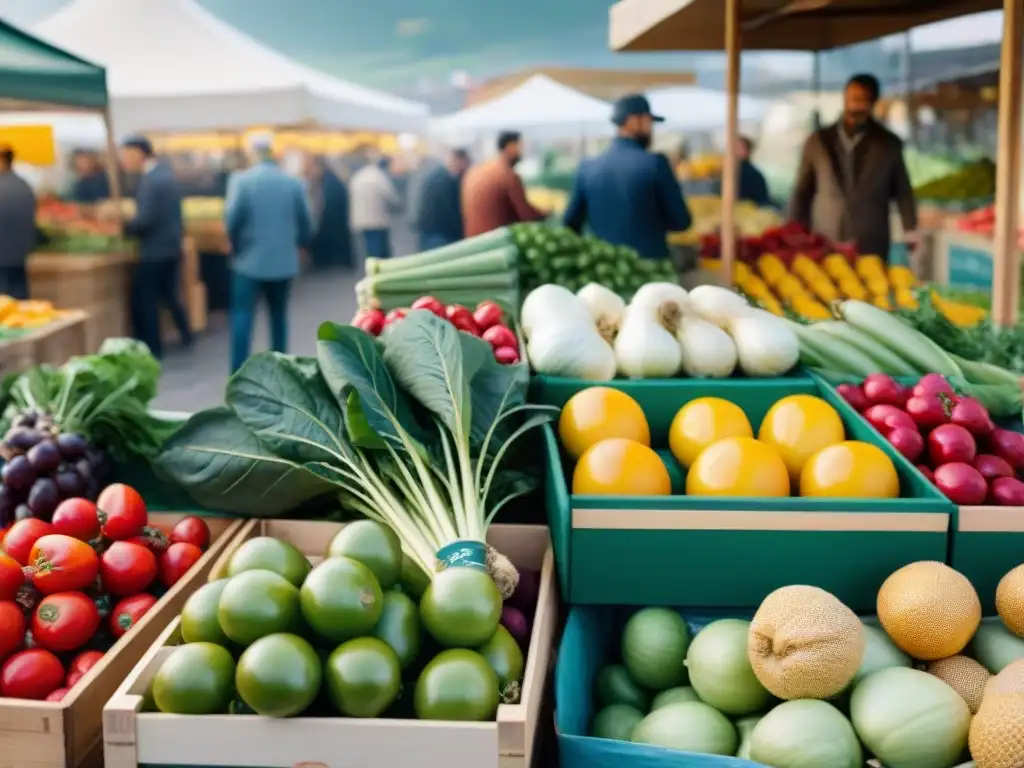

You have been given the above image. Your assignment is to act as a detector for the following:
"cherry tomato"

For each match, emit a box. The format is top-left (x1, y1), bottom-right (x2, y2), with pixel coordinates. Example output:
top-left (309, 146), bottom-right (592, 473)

top-left (68, 649), bottom-right (103, 678)
top-left (110, 594), bottom-right (157, 638)
top-left (0, 601), bottom-right (26, 660)
top-left (65, 670), bottom-right (85, 688)
top-left (50, 498), bottom-right (101, 542)
top-left (169, 516), bottom-right (210, 550)
top-left (96, 484), bottom-right (148, 541)
top-left (45, 687), bottom-right (68, 701)
top-left (31, 592), bottom-right (100, 653)
top-left (125, 528), bottom-right (169, 553)
top-left (99, 541), bottom-right (157, 596)
top-left (0, 648), bottom-right (64, 699)
top-left (0, 551), bottom-right (25, 601)
top-left (28, 535), bottom-right (99, 595)
top-left (0, 526), bottom-right (7, 548)
top-left (2, 519), bottom-right (54, 565)
top-left (159, 542), bottom-right (203, 587)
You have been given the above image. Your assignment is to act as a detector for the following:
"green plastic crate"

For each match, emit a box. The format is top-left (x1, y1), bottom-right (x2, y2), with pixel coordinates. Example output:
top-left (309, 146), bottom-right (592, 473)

top-left (544, 376), bottom-right (953, 610)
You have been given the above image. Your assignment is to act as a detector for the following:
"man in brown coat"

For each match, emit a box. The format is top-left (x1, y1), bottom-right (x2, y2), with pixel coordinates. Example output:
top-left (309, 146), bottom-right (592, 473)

top-left (790, 74), bottom-right (917, 260)
top-left (462, 131), bottom-right (546, 237)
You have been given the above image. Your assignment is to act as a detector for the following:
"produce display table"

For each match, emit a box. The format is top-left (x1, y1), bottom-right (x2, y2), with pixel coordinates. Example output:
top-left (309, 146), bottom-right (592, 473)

top-left (0, 309), bottom-right (89, 374)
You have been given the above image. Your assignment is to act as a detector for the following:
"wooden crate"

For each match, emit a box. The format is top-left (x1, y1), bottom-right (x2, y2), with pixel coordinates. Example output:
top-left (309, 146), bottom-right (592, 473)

top-left (104, 521), bottom-right (559, 768)
top-left (0, 309), bottom-right (90, 375)
top-left (0, 513), bottom-right (244, 768)
top-left (28, 252), bottom-right (136, 310)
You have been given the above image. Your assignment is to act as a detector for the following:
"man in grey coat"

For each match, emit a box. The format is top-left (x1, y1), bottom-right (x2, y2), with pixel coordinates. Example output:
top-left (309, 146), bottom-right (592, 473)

top-left (0, 147), bottom-right (37, 299)
top-left (790, 74), bottom-right (917, 260)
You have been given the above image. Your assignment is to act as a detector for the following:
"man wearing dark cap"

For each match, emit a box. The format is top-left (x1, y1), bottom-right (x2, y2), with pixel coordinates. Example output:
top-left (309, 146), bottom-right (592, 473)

top-left (790, 73), bottom-right (917, 260)
top-left (564, 94), bottom-right (691, 260)
top-left (120, 136), bottom-right (193, 359)
top-left (462, 131), bottom-right (546, 237)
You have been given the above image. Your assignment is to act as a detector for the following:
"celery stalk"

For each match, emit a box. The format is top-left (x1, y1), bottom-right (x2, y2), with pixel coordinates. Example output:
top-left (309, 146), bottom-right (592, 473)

top-left (369, 271), bottom-right (518, 296)
top-left (367, 246), bottom-right (519, 287)
top-left (367, 228), bottom-right (513, 276)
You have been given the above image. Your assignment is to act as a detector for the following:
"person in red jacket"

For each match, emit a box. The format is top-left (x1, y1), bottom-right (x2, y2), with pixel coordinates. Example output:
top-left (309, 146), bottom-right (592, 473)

top-left (461, 131), bottom-right (545, 237)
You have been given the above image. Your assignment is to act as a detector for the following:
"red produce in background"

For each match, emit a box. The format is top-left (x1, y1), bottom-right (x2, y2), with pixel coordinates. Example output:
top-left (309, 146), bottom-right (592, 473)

top-left (933, 463), bottom-right (988, 505)
top-left (928, 424), bottom-right (977, 466)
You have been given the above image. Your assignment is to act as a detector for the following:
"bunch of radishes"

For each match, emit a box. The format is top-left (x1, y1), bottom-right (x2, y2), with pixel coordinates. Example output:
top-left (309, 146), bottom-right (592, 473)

top-left (837, 373), bottom-right (1024, 506)
top-left (351, 297), bottom-right (520, 365)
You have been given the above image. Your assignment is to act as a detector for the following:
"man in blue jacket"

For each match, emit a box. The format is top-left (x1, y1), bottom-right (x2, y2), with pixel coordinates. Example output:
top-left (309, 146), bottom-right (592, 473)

top-left (414, 149), bottom-right (470, 250)
top-left (564, 94), bottom-right (691, 260)
top-left (225, 133), bottom-right (312, 373)
top-left (120, 137), bottom-right (192, 359)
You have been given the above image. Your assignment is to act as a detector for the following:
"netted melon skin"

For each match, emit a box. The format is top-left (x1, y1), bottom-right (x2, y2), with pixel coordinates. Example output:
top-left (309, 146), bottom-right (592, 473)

top-left (927, 655), bottom-right (991, 714)
top-left (996, 564), bottom-right (1024, 638)
top-left (969, 660), bottom-right (1024, 768)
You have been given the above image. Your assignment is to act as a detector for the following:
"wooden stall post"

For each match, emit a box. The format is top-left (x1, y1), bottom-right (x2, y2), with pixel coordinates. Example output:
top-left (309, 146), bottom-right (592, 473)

top-left (102, 107), bottom-right (123, 203)
top-left (719, 0), bottom-right (741, 288)
top-left (992, 0), bottom-right (1024, 327)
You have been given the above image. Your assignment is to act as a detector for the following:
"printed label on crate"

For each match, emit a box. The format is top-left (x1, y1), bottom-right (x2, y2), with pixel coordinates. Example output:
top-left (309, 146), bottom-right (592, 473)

top-left (948, 245), bottom-right (993, 290)
top-left (435, 539), bottom-right (488, 571)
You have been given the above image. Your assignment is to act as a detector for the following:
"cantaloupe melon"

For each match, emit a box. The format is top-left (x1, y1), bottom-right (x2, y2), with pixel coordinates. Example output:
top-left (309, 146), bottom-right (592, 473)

top-left (996, 563), bottom-right (1024, 637)
top-left (876, 561), bottom-right (981, 661)
top-left (969, 659), bottom-right (1024, 768)
top-left (926, 655), bottom-right (991, 714)
top-left (748, 585), bottom-right (864, 700)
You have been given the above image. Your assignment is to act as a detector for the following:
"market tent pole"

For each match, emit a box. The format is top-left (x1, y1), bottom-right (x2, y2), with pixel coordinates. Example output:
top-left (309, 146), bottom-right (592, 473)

top-left (101, 107), bottom-right (122, 202)
top-left (811, 51), bottom-right (821, 130)
top-left (719, 0), bottom-right (741, 287)
top-left (991, 0), bottom-right (1023, 326)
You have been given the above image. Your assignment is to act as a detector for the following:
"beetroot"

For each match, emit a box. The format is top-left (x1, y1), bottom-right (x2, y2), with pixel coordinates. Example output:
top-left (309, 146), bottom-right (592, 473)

top-left (972, 454), bottom-right (1014, 481)
top-left (836, 384), bottom-right (870, 412)
top-left (508, 569), bottom-right (540, 613)
top-left (500, 605), bottom-right (531, 649)
top-left (928, 424), bottom-right (977, 466)
top-left (912, 373), bottom-right (955, 398)
top-left (904, 394), bottom-right (950, 431)
top-left (989, 476), bottom-right (1024, 506)
top-left (988, 428), bottom-right (1024, 472)
top-left (863, 405), bottom-right (916, 435)
top-left (888, 427), bottom-right (924, 463)
top-left (949, 397), bottom-right (995, 438)
top-left (862, 374), bottom-right (904, 406)
top-left (933, 462), bottom-right (988, 505)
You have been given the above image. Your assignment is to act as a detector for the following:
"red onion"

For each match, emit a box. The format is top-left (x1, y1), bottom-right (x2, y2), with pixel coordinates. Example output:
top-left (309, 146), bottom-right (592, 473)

top-left (500, 605), bottom-right (531, 649)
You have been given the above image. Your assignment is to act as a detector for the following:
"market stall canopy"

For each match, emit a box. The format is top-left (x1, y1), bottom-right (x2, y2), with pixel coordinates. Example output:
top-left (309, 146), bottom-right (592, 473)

top-left (429, 75), bottom-right (615, 139)
top-left (33, 0), bottom-right (428, 135)
top-left (650, 86), bottom-right (768, 132)
top-left (610, 0), bottom-right (1004, 52)
top-left (0, 19), bottom-right (105, 110)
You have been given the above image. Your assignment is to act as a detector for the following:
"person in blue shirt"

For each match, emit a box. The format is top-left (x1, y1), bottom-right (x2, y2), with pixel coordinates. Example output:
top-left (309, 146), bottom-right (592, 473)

top-left (564, 94), bottom-right (691, 259)
top-left (225, 133), bottom-right (313, 373)
top-left (69, 150), bottom-right (110, 204)
top-left (414, 149), bottom-right (470, 251)
top-left (736, 136), bottom-right (772, 208)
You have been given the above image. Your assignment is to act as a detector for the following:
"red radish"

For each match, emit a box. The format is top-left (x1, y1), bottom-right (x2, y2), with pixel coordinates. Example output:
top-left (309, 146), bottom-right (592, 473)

top-left (916, 464), bottom-right (935, 483)
top-left (473, 302), bottom-right (504, 331)
top-left (352, 309), bottom-right (385, 337)
top-left (863, 405), bottom-right (916, 435)
top-left (411, 296), bottom-right (445, 317)
top-left (836, 384), bottom-right (870, 412)
top-left (445, 304), bottom-right (470, 322)
top-left (494, 346), bottom-right (520, 365)
top-left (928, 424), bottom-right (977, 466)
top-left (887, 428), bottom-right (924, 463)
top-left (482, 324), bottom-right (517, 351)
top-left (949, 397), bottom-right (995, 437)
top-left (988, 428), bottom-right (1024, 471)
top-left (933, 462), bottom-right (988, 505)
top-left (989, 476), bottom-right (1024, 506)
top-left (912, 373), bottom-right (955, 398)
top-left (384, 308), bottom-right (407, 327)
top-left (862, 374), bottom-right (903, 406)
top-left (972, 454), bottom-right (1014, 481)
top-left (904, 393), bottom-right (950, 431)
top-left (446, 306), bottom-right (480, 336)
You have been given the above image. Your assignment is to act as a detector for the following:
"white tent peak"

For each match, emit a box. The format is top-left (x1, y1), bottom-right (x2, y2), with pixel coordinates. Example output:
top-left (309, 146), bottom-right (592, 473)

top-left (33, 0), bottom-right (428, 134)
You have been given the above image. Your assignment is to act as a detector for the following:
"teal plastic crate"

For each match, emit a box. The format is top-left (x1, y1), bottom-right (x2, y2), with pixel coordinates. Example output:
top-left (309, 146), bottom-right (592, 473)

top-left (545, 376), bottom-right (953, 610)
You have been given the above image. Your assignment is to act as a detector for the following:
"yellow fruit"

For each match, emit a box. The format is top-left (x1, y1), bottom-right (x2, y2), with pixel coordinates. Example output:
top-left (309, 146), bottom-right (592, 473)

top-left (748, 585), bottom-right (865, 700)
top-left (865, 277), bottom-right (889, 296)
top-left (824, 254), bottom-right (855, 280)
top-left (792, 297), bottom-right (832, 321)
top-left (837, 276), bottom-right (868, 301)
top-left (895, 288), bottom-right (918, 310)
top-left (733, 262), bottom-right (752, 283)
top-left (876, 561), bottom-right (982, 660)
top-left (997, 564), bottom-right (1024, 637)
top-left (888, 265), bottom-right (916, 290)
top-left (685, 437), bottom-right (790, 497)
top-left (799, 441), bottom-right (898, 498)
top-left (559, 387), bottom-right (650, 461)
top-left (758, 395), bottom-right (846, 482)
top-left (572, 438), bottom-right (671, 496)
top-left (759, 296), bottom-right (784, 316)
top-left (855, 256), bottom-right (885, 281)
top-left (669, 398), bottom-right (753, 468)
top-left (969, 659), bottom-right (1024, 768)
top-left (757, 255), bottom-right (786, 285)
top-left (927, 655), bottom-right (991, 714)
top-left (774, 275), bottom-right (804, 298)
top-left (872, 295), bottom-right (891, 310)
top-left (808, 278), bottom-right (839, 304)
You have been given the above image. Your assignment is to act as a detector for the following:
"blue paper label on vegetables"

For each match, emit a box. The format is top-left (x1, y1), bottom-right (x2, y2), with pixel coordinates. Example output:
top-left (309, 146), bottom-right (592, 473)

top-left (436, 540), bottom-right (488, 572)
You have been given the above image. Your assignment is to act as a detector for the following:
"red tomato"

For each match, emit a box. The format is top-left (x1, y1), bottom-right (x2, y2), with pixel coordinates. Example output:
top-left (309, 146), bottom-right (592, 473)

top-left (110, 593), bottom-right (157, 638)
top-left (99, 542), bottom-right (157, 596)
top-left (31, 592), bottom-right (100, 653)
top-left (0, 601), bottom-right (26, 660)
top-left (45, 687), bottom-right (69, 701)
top-left (68, 649), bottom-right (103, 678)
top-left (159, 542), bottom-right (204, 587)
top-left (51, 498), bottom-right (101, 542)
top-left (65, 670), bottom-right (85, 688)
top-left (0, 648), bottom-right (64, 699)
top-left (2, 519), bottom-right (54, 565)
top-left (0, 551), bottom-right (25, 601)
top-left (28, 535), bottom-right (99, 595)
top-left (125, 528), bottom-right (169, 553)
top-left (169, 516), bottom-right (210, 550)
top-left (0, 526), bottom-right (7, 548)
top-left (96, 484), bottom-right (148, 541)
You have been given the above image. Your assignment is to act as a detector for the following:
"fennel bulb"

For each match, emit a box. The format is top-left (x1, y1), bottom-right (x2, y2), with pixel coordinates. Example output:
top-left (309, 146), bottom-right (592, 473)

top-left (577, 283), bottom-right (626, 341)
top-left (521, 284), bottom-right (592, 340)
top-left (527, 324), bottom-right (616, 381)
top-left (614, 305), bottom-right (681, 379)
top-left (630, 282), bottom-right (691, 324)
top-left (688, 285), bottom-right (752, 328)
top-left (725, 309), bottom-right (800, 377)
top-left (676, 315), bottom-right (738, 378)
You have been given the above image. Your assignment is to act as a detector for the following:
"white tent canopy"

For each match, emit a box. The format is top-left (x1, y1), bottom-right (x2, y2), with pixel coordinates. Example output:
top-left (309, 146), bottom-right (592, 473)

top-left (650, 86), bottom-right (768, 133)
top-left (429, 75), bottom-right (615, 140)
top-left (33, 0), bottom-right (428, 136)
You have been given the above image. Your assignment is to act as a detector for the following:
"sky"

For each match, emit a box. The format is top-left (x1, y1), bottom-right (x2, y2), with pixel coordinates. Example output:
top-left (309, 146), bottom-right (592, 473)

top-left (0, 1), bottom-right (1005, 96)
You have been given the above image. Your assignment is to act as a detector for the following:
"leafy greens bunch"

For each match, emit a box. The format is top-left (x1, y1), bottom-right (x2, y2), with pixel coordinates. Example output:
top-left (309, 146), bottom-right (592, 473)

top-left (157, 310), bottom-right (556, 584)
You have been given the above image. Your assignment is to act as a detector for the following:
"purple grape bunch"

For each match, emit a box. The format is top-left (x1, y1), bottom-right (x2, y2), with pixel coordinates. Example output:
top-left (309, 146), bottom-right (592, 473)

top-left (0, 410), bottom-right (108, 527)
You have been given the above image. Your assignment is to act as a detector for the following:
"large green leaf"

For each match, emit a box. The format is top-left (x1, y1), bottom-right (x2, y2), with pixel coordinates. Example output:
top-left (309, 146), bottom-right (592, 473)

top-left (155, 408), bottom-right (336, 517)
top-left (226, 353), bottom-right (348, 464)
top-left (467, 353), bottom-right (531, 447)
